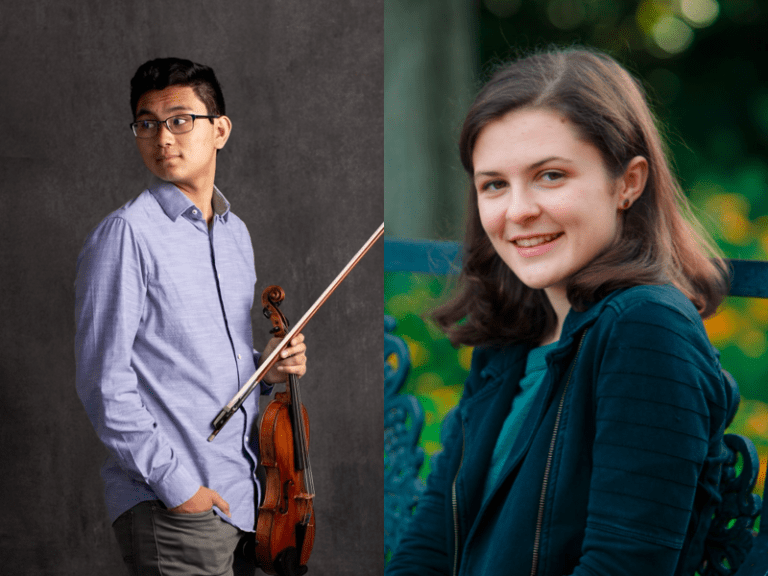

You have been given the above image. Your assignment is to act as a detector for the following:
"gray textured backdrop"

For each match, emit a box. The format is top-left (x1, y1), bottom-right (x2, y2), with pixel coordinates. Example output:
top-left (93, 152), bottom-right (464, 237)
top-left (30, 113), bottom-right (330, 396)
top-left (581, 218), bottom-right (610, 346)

top-left (0, 1), bottom-right (383, 574)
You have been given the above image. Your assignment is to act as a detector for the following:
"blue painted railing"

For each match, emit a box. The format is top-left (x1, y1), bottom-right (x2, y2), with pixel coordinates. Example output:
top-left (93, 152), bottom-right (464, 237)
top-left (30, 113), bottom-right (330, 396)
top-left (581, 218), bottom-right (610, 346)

top-left (384, 237), bottom-right (768, 298)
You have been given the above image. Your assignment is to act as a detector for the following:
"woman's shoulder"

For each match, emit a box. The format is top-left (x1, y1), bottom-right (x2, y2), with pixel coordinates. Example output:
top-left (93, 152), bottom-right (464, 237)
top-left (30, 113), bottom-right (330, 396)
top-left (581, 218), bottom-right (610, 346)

top-left (588, 283), bottom-right (730, 426)
top-left (590, 283), bottom-right (722, 379)
top-left (603, 283), bottom-right (701, 321)
top-left (566, 283), bottom-right (712, 356)
top-left (593, 283), bottom-right (709, 343)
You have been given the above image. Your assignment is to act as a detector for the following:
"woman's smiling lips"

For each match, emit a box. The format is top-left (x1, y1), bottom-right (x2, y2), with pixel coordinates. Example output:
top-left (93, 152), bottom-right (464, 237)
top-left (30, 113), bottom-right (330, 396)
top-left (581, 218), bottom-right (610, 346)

top-left (511, 232), bottom-right (564, 257)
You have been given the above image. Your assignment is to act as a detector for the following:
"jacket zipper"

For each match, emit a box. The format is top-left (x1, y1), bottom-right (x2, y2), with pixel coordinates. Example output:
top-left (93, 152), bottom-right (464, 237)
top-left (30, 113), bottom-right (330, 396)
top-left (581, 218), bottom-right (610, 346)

top-left (452, 419), bottom-right (466, 576)
top-left (530, 330), bottom-right (587, 576)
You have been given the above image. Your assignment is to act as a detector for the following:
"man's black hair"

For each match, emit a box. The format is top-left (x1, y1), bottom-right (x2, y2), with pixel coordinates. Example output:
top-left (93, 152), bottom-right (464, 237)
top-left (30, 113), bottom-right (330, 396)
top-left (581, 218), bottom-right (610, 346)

top-left (130, 58), bottom-right (225, 119)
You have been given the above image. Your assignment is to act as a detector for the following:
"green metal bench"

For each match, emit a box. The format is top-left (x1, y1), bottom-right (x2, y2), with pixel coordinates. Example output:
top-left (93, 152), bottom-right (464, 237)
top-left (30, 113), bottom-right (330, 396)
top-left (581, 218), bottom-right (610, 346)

top-left (384, 237), bottom-right (768, 575)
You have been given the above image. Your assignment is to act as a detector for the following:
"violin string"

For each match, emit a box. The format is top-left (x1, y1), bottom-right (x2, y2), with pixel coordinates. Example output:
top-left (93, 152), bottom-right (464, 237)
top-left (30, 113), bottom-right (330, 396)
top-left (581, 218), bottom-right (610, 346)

top-left (289, 372), bottom-right (315, 527)
top-left (290, 373), bottom-right (315, 497)
top-left (277, 295), bottom-right (314, 498)
top-left (281, 299), bottom-right (309, 487)
top-left (270, 290), bottom-right (317, 527)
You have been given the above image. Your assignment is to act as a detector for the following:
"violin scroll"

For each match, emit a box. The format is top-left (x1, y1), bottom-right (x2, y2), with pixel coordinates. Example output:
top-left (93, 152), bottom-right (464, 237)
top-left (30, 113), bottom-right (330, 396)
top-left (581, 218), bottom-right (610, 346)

top-left (262, 285), bottom-right (290, 338)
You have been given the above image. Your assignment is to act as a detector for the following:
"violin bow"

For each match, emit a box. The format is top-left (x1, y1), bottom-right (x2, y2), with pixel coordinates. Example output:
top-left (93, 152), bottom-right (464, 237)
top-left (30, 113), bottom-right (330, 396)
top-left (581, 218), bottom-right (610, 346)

top-left (208, 222), bottom-right (384, 441)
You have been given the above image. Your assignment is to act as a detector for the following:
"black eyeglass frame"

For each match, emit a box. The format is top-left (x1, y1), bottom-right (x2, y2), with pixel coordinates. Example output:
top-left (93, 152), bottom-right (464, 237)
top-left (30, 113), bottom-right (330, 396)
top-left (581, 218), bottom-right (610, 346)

top-left (129, 114), bottom-right (220, 138)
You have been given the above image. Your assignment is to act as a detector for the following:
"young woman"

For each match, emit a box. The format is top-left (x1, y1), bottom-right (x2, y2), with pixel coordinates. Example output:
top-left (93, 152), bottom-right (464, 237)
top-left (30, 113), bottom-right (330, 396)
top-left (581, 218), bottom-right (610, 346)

top-left (386, 48), bottom-right (733, 576)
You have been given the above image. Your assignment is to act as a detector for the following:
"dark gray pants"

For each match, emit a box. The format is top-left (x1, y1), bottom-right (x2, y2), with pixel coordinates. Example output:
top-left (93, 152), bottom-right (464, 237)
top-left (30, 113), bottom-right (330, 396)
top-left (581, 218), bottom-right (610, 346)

top-left (112, 500), bottom-right (258, 576)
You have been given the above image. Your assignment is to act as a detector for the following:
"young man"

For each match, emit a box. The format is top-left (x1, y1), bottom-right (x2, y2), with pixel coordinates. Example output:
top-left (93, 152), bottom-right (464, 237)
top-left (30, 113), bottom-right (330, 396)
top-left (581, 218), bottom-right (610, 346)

top-left (75, 58), bottom-right (307, 576)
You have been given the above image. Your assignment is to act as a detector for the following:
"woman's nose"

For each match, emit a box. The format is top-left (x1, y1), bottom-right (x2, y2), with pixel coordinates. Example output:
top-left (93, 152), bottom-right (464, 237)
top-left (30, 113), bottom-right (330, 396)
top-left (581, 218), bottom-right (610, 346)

top-left (505, 188), bottom-right (541, 223)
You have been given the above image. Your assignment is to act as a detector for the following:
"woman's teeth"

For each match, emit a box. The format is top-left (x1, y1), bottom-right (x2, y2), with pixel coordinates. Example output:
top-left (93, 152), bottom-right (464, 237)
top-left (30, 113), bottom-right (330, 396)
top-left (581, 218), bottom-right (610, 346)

top-left (513, 233), bottom-right (561, 247)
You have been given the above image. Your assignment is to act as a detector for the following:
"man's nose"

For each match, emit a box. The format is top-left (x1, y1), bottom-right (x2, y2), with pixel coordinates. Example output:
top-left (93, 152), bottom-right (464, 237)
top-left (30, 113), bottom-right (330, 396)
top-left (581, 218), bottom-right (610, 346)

top-left (155, 122), bottom-right (175, 144)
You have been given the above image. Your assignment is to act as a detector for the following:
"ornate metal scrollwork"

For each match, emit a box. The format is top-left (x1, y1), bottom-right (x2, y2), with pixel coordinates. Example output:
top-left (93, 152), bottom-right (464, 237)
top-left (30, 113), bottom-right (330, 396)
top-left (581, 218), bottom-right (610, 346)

top-left (384, 315), bottom-right (425, 560)
top-left (697, 433), bottom-right (762, 576)
top-left (696, 371), bottom-right (763, 576)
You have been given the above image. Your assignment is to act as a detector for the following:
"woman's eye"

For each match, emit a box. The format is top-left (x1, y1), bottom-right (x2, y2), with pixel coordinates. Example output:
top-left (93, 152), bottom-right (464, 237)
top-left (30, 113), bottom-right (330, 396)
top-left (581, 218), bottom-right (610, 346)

top-left (540, 170), bottom-right (564, 183)
top-left (480, 180), bottom-right (506, 192)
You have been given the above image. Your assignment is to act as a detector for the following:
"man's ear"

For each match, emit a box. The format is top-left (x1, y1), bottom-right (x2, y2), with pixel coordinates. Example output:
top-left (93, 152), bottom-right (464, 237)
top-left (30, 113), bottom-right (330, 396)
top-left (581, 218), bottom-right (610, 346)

top-left (214, 115), bottom-right (232, 150)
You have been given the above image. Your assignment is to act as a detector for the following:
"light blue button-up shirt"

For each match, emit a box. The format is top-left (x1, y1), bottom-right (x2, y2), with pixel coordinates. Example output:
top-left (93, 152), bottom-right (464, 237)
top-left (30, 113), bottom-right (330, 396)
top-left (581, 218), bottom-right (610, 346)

top-left (75, 180), bottom-right (269, 531)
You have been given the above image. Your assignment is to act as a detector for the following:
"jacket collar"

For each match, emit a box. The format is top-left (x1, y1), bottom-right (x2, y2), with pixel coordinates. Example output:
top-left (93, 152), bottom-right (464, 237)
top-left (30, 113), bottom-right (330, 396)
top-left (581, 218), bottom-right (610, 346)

top-left (561, 291), bottom-right (618, 338)
top-left (477, 288), bottom-right (628, 385)
top-left (553, 287), bottom-right (631, 354)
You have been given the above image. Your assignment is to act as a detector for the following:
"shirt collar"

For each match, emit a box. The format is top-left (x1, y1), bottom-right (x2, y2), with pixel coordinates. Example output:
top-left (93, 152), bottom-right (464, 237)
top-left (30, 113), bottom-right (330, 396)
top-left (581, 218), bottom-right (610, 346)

top-left (149, 179), bottom-right (231, 222)
top-left (211, 187), bottom-right (231, 220)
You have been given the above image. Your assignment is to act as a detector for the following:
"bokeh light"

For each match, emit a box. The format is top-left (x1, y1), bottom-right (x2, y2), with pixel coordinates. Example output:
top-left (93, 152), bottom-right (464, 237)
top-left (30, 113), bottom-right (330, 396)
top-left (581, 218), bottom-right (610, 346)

top-left (703, 193), bottom-right (753, 246)
top-left (679, 0), bottom-right (720, 28)
top-left (652, 15), bottom-right (694, 55)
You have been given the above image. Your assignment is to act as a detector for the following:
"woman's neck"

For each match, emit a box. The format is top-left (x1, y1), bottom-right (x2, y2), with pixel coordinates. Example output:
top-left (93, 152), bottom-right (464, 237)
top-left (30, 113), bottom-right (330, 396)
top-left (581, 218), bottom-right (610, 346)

top-left (541, 285), bottom-right (571, 346)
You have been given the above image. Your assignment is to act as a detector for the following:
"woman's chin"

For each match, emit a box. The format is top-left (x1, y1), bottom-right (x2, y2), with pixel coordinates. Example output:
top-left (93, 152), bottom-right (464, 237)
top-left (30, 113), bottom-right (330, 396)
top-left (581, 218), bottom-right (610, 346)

top-left (515, 273), bottom-right (560, 291)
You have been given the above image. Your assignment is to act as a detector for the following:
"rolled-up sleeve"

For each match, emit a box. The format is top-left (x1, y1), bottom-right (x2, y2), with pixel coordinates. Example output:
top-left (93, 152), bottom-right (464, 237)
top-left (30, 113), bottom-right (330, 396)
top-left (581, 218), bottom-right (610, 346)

top-left (74, 216), bottom-right (199, 508)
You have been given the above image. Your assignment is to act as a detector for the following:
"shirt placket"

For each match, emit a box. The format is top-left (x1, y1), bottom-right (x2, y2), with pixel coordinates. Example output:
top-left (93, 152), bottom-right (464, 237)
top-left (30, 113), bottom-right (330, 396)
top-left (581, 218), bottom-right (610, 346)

top-left (206, 213), bottom-right (261, 493)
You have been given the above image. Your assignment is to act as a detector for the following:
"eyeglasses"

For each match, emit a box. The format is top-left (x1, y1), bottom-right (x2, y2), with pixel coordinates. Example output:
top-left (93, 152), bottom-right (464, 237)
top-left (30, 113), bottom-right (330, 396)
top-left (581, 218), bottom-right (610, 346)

top-left (130, 114), bottom-right (219, 138)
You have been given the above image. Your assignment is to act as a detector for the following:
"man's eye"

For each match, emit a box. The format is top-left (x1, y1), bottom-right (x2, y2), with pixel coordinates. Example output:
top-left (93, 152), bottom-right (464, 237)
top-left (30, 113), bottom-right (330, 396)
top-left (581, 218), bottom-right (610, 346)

top-left (139, 120), bottom-right (156, 130)
top-left (170, 116), bottom-right (190, 126)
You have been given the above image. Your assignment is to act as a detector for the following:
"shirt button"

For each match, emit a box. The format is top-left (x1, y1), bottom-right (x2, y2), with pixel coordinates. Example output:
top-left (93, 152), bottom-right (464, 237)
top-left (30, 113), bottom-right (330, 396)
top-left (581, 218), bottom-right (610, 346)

top-left (192, 209), bottom-right (198, 215)
top-left (238, 354), bottom-right (242, 359)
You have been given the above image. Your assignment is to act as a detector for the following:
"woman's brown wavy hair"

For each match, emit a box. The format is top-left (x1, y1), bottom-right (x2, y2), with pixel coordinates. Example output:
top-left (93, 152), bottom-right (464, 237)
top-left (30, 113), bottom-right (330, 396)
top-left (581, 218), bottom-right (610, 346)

top-left (434, 47), bottom-right (729, 347)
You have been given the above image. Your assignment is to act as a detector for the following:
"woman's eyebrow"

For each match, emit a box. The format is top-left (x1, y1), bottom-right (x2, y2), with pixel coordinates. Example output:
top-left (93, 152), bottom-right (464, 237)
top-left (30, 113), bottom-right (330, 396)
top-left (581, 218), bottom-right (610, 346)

top-left (530, 156), bottom-right (572, 169)
top-left (474, 170), bottom-right (503, 178)
top-left (474, 156), bottom-right (573, 177)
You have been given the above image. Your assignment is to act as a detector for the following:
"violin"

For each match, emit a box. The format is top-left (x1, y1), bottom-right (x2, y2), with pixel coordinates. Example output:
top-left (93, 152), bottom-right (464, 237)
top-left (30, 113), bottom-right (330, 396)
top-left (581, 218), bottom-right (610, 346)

top-left (206, 223), bottom-right (384, 574)
top-left (255, 285), bottom-right (314, 576)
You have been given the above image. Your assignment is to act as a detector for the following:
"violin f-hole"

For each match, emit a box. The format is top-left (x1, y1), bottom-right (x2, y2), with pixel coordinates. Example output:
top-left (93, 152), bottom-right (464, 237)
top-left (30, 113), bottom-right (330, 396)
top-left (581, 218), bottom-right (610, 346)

top-left (280, 479), bottom-right (294, 515)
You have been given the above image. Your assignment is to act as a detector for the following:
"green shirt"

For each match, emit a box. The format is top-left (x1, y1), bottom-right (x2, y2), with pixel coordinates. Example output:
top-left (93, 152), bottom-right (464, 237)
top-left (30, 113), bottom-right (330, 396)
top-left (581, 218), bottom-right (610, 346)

top-left (482, 340), bottom-right (558, 500)
top-left (467, 341), bottom-right (558, 574)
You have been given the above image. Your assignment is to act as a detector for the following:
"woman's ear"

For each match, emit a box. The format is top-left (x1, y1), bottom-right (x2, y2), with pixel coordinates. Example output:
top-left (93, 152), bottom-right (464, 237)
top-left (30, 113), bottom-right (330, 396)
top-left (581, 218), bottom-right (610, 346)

top-left (617, 156), bottom-right (648, 210)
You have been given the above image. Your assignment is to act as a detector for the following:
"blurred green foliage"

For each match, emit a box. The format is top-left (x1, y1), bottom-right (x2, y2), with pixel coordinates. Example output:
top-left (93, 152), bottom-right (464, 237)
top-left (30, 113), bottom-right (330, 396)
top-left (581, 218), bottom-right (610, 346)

top-left (385, 0), bottom-right (768, 495)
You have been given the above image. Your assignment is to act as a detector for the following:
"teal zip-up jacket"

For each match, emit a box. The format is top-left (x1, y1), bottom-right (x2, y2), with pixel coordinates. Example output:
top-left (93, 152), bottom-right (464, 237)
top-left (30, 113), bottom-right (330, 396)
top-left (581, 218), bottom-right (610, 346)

top-left (387, 285), bottom-right (730, 576)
